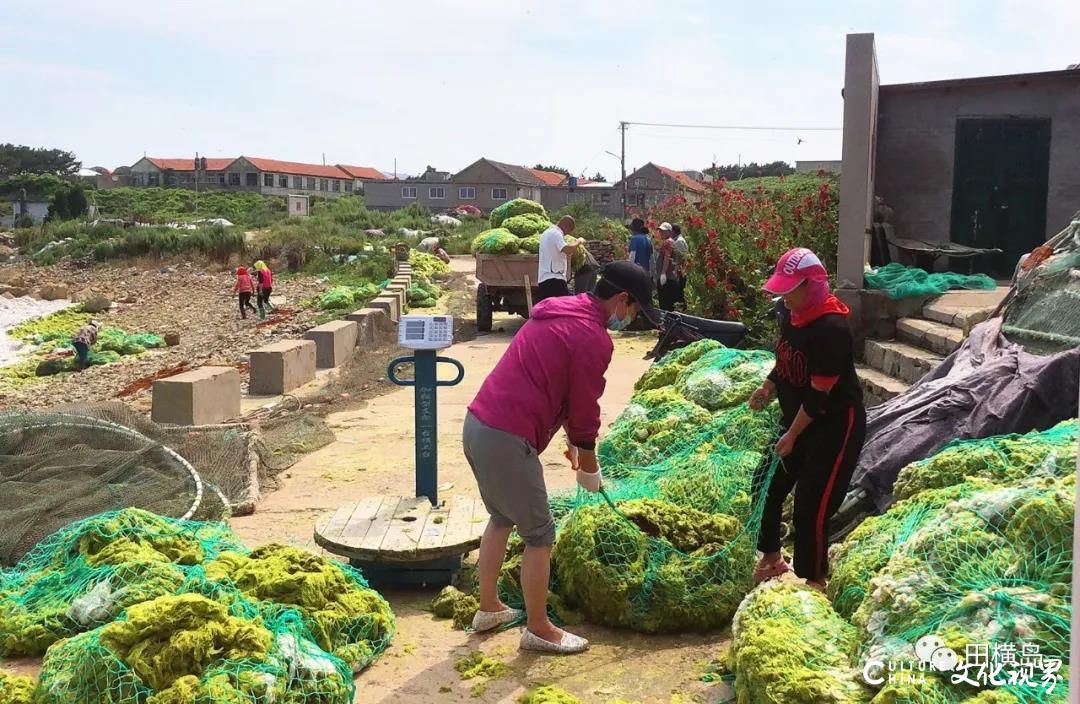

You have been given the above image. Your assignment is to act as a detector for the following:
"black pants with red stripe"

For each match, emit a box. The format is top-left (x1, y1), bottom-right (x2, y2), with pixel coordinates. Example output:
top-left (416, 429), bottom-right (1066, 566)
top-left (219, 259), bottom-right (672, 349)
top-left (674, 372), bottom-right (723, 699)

top-left (757, 405), bottom-right (866, 582)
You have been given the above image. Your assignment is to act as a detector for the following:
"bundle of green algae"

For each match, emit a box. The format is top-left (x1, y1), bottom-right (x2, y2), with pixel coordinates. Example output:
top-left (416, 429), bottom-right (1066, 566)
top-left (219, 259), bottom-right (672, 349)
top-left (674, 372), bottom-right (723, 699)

top-left (0, 509), bottom-right (396, 702)
top-left (728, 422), bottom-right (1077, 703)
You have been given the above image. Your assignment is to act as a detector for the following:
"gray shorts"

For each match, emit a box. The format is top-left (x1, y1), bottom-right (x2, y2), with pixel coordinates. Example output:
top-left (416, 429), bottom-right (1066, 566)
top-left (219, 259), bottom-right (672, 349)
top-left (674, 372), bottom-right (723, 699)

top-left (462, 412), bottom-right (555, 547)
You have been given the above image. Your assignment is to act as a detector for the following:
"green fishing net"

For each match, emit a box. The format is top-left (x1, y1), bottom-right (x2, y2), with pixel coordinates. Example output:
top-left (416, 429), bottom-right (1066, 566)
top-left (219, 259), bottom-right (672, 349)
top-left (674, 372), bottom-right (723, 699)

top-left (527, 342), bottom-right (780, 633)
top-left (0, 509), bottom-right (396, 702)
top-left (37, 593), bottom-right (355, 704)
top-left (0, 508), bottom-right (245, 656)
top-left (470, 228), bottom-right (521, 255)
top-left (407, 279), bottom-right (440, 308)
top-left (732, 421), bottom-right (1076, 703)
top-left (204, 544), bottom-right (395, 673)
top-left (732, 576), bottom-right (872, 703)
top-left (489, 198), bottom-right (547, 228)
top-left (501, 213), bottom-right (551, 239)
top-left (891, 421), bottom-right (1077, 503)
top-left (864, 263), bottom-right (996, 300)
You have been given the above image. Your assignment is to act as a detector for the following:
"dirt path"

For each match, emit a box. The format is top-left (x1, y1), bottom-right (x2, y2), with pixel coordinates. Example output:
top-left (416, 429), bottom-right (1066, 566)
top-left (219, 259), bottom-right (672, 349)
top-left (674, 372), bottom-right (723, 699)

top-left (232, 290), bottom-right (734, 703)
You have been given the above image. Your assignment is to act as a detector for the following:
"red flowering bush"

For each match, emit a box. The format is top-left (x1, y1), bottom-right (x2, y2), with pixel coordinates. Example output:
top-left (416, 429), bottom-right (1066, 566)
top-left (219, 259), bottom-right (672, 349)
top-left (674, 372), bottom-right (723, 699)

top-left (648, 173), bottom-right (839, 346)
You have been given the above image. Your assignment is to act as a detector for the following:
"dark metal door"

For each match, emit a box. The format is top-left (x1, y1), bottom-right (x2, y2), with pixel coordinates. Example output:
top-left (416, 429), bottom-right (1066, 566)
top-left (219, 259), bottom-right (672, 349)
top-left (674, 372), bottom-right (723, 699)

top-left (950, 117), bottom-right (1051, 279)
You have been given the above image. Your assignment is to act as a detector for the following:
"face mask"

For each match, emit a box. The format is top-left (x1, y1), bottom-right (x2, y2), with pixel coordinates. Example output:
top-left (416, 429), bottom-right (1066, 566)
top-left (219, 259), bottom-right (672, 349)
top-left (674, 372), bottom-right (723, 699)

top-left (606, 300), bottom-right (632, 331)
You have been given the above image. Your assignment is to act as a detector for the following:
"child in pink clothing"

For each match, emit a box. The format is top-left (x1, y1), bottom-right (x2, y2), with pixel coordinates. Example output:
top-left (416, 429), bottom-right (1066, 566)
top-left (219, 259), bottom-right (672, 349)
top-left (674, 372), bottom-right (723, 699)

top-left (233, 267), bottom-right (257, 319)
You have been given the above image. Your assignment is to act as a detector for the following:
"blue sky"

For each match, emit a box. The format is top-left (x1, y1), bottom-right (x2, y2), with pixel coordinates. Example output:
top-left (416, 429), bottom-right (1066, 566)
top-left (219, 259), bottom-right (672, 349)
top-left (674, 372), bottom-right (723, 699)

top-left (1, 0), bottom-right (1076, 178)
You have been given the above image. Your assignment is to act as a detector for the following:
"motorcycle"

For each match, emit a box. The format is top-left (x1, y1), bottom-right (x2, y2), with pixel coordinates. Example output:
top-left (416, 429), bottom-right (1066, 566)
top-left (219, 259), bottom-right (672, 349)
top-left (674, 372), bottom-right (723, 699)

top-left (647, 309), bottom-right (747, 360)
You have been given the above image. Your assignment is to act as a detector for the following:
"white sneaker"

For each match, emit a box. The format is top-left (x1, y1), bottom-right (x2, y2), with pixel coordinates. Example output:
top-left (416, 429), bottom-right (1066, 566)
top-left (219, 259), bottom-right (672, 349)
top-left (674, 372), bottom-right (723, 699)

top-left (519, 629), bottom-right (589, 654)
top-left (471, 608), bottom-right (522, 632)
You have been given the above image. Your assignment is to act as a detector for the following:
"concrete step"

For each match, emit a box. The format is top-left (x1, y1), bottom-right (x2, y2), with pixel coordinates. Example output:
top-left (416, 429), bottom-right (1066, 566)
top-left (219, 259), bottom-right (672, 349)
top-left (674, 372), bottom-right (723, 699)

top-left (864, 339), bottom-right (944, 385)
top-left (857, 364), bottom-right (909, 408)
top-left (896, 317), bottom-right (965, 356)
top-left (921, 287), bottom-right (1009, 334)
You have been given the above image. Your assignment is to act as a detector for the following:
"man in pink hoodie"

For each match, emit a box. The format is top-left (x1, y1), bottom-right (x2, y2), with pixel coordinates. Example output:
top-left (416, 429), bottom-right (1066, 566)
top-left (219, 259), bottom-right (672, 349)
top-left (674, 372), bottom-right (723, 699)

top-left (463, 262), bottom-right (660, 654)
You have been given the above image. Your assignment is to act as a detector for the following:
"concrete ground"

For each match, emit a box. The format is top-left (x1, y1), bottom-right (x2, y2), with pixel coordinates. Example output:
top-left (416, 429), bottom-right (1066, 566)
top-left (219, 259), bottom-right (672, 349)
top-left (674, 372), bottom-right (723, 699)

top-left (231, 259), bottom-right (735, 703)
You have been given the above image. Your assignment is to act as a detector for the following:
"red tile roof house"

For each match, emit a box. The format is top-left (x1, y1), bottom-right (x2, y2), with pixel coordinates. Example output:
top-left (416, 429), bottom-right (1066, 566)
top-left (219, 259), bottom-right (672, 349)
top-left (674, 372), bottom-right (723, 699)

top-left (614, 162), bottom-right (708, 215)
top-left (127, 157), bottom-right (387, 197)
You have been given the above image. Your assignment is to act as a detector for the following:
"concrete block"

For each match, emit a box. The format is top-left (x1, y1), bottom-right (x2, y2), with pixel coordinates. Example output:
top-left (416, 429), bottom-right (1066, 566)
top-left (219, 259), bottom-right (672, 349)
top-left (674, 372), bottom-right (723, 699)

top-left (386, 283), bottom-right (408, 305)
top-left (392, 274), bottom-right (412, 289)
top-left (346, 308), bottom-right (393, 344)
top-left (152, 366), bottom-right (240, 426)
top-left (304, 320), bottom-right (358, 368)
top-left (369, 295), bottom-right (400, 323)
top-left (249, 339), bottom-right (316, 395)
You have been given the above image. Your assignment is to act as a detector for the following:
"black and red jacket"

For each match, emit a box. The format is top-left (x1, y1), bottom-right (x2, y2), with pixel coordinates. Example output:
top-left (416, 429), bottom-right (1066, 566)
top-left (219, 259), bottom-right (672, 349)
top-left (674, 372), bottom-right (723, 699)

top-left (768, 304), bottom-right (863, 428)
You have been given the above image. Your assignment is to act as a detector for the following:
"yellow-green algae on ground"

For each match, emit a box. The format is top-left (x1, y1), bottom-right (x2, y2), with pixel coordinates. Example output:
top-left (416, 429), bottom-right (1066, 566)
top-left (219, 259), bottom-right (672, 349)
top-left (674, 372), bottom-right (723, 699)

top-left (0, 671), bottom-right (35, 704)
top-left (518, 685), bottom-right (582, 703)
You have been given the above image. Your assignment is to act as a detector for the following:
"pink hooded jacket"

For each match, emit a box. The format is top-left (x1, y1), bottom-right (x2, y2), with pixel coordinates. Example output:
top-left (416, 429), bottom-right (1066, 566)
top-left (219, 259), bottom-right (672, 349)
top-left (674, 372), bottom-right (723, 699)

top-left (468, 294), bottom-right (613, 453)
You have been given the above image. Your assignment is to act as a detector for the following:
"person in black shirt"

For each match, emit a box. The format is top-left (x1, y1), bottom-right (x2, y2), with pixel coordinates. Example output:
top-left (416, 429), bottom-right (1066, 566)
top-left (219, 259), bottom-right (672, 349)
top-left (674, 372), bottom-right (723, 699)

top-left (748, 247), bottom-right (866, 592)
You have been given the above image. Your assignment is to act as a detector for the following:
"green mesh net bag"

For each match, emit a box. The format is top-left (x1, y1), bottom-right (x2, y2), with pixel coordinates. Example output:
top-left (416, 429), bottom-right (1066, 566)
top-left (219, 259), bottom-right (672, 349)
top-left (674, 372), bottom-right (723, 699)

top-left (722, 419), bottom-right (1076, 703)
top-left (0, 508), bottom-right (245, 657)
top-left (36, 593), bottom-right (355, 704)
top-left (732, 576), bottom-right (872, 703)
top-left (539, 342), bottom-right (781, 633)
top-left (864, 263), bottom-right (996, 300)
top-left (891, 421), bottom-right (1077, 503)
top-left (470, 228), bottom-right (521, 255)
top-left (501, 213), bottom-right (551, 239)
top-left (489, 198), bottom-right (547, 228)
top-left (204, 544), bottom-right (395, 673)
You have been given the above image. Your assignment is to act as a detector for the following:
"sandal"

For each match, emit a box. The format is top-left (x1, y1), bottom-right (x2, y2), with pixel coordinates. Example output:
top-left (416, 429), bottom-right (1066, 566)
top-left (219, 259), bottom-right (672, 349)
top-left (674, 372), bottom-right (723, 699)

top-left (753, 557), bottom-right (791, 584)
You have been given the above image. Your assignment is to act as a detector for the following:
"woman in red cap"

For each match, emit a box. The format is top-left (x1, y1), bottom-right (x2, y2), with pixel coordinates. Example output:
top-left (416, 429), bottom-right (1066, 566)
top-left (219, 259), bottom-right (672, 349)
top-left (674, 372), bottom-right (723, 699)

top-left (747, 247), bottom-right (866, 592)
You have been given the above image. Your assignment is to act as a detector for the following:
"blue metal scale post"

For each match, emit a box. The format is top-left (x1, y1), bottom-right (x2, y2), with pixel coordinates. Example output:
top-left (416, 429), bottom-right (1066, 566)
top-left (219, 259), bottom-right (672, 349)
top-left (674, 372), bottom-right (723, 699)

top-left (314, 315), bottom-right (488, 588)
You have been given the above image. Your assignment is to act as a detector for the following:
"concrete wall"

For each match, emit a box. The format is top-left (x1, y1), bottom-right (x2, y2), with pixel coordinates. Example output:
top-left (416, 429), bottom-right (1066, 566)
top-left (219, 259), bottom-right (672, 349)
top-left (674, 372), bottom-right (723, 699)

top-left (837, 33), bottom-right (880, 289)
top-left (364, 179), bottom-right (455, 211)
top-left (0, 201), bottom-right (49, 227)
top-left (875, 72), bottom-right (1080, 245)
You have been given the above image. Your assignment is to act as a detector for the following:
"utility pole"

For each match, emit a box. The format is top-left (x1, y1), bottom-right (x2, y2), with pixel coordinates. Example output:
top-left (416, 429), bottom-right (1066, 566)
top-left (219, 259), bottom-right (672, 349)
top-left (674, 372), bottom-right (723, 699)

top-left (194, 152), bottom-right (199, 217)
top-left (619, 121), bottom-right (628, 219)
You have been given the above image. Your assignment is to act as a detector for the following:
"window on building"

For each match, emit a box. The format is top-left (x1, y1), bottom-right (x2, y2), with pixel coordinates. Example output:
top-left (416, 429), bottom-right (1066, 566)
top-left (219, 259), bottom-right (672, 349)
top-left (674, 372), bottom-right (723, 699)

top-left (459, 186), bottom-right (476, 200)
top-left (218, 173), bottom-right (226, 185)
top-left (179, 173), bottom-right (191, 184)
top-left (593, 191), bottom-right (611, 205)
top-left (332, 180), bottom-right (341, 192)
top-left (293, 176), bottom-right (303, 189)
top-left (295, 200), bottom-right (303, 212)
top-left (492, 188), bottom-right (507, 201)
top-left (147, 174), bottom-right (160, 186)
top-left (246, 173), bottom-right (258, 187)
top-left (344, 181), bottom-right (354, 192)
top-left (228, 173), bottom-right (240, 186)
top-left (263, 173), bottom-right (274, 187)
top-left (402, 186), bottom-right (417, 199)
top-left (279, 175), bottom-right (288, 188)
top-left (633, 177), bottom-right (647, 188)
top-left (165, 174), bottom-right (177, 186)
top-left (306, 177), bottom-right (316, 190)
top-left (319, 179), bottom-right (328, 191)
top-left (429, 186), bottom-right (445, 199)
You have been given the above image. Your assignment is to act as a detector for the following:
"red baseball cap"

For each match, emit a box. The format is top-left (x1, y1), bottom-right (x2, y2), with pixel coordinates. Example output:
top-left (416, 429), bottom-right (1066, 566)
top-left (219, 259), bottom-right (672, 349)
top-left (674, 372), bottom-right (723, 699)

top-left (763, 247), bottom-right (828, 294)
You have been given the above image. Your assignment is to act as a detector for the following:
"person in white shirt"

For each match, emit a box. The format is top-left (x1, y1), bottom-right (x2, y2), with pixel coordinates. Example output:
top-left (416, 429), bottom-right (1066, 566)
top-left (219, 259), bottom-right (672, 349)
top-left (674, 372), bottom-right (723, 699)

top-left (537, 216), bottom-right (584, 300)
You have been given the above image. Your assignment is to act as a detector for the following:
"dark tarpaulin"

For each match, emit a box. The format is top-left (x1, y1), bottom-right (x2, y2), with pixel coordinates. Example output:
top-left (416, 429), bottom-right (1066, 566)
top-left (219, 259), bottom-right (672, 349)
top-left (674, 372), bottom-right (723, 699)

top-left (852, 317), bottom-right (1080, 512)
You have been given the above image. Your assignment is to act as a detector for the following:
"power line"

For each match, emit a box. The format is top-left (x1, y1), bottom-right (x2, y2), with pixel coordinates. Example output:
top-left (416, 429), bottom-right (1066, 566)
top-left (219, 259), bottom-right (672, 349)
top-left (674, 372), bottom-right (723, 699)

top-left (625, 120), bottom-right (841, 132)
